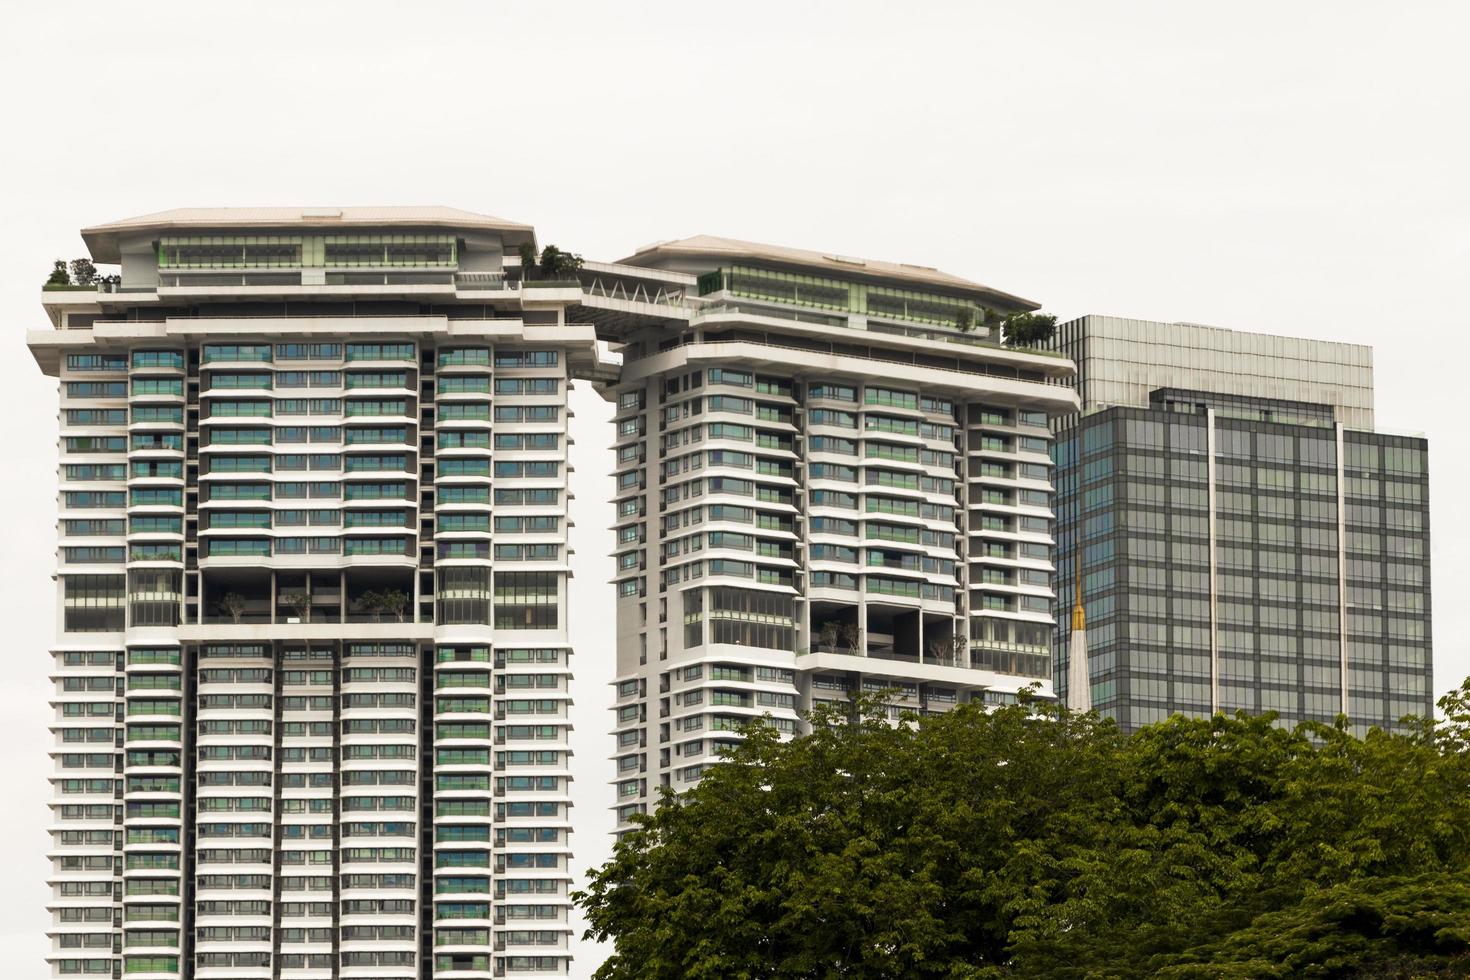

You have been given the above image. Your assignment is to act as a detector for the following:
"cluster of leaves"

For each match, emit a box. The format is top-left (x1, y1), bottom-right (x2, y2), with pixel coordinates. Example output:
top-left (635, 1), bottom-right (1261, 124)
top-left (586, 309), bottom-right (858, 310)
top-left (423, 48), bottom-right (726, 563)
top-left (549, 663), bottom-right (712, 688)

top-left (45, 257), bottom-right (118, 287)
top-left (517, 241), bottom-right (584, 280)
top-left (217, 590), bottom-right (249, 623)
top-left (1000, 311), bottom-right (1058, 347)
top-left (577, 683), bottom-right (1470, 979)
top-left (354, 588), bottom-right (409, 621)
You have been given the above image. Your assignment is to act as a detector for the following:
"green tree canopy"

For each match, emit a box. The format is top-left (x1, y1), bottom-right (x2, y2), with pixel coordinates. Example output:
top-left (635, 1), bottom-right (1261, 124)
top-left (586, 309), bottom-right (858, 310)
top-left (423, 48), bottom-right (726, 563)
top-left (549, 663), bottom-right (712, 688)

top-left (517, 243), bottom-right (583, 280)
top-left (1000, 311), bottom-right (1058, 347)
top-left (70, 257), bottom-right (97, 286)
top-left (577, 684), bottom-right (1470, 979)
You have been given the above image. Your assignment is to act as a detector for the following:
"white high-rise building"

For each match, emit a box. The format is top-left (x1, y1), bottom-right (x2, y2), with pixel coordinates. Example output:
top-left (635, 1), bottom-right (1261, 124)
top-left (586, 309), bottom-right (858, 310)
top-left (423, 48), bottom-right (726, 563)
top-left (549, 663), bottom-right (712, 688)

top-left (30, 208), bottom-right (619, 980)
top-left (30, 211), bottom-right (1085, 975)
top-left (578, 236), bottom-right (1079, 831)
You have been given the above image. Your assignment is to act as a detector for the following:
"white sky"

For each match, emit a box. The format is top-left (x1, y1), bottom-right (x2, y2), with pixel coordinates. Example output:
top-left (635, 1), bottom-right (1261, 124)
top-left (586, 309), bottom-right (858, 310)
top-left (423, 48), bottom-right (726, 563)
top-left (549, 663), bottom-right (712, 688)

top-left (1, 1), bottom-right (1466, 975)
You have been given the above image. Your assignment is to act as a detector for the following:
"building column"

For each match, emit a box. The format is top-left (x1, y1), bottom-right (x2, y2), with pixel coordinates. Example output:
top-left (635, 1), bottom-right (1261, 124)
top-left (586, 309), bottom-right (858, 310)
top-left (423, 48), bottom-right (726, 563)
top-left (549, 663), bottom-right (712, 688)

top-left (1206, 408), bottom-right (1220, 714)
top-left (1334, 422), bottom-right (1350, 718)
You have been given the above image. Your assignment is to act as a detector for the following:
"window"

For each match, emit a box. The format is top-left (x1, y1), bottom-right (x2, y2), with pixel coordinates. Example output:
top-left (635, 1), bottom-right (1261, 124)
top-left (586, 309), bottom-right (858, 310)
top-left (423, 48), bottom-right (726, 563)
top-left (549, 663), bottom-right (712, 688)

top-left (66, 408), bottom-right (126, 425)
top-left (64, 519), bottom-right (125, 536)
top-left (438, 567), bottom-right (490, 624)
top-left (67, 353), bottom-right (127, 372)
top-left (329, 237), bottom-right (454, 268)
top-left (443, 459), bottom-right (492, 477)
top-left (808, 383), bottom-right (856, 402)
top-left (64, 574), bottom-right (124, 631)
top-left (63, 546), bottom-right (124, 563)
top-left (494, 572), bottom-right (558, 629)
top-left (66, 381), bottom-right (127, 398)
top-left (129, 406), bottom-right (184, 427)
top-left (131, 433), bottom-right (184, 451)
top-left (864, 386), bottom-right (917, 410)
top-left (131, 378), bottom-right (183, 397)
top-left (65, 491), bottom-right (125, 509)
top-left (344, 537), bottom-right (408, 556)
top-left (64, 464), bottom-right (125, 482)
top-left (65, 436), bottom-right (126, 453)
top-left (275, 342), bottom-right (342, 360)
top-left (202, 344), bottom-right (272, 363)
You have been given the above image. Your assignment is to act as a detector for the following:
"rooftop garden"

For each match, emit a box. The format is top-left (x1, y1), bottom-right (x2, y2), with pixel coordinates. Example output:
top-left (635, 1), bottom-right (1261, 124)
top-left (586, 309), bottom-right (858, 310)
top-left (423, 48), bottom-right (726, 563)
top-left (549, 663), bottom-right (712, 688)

top-left (518, 242), bottom-right (584, 286)
top-left (43, 258), bottom-right (119, 291)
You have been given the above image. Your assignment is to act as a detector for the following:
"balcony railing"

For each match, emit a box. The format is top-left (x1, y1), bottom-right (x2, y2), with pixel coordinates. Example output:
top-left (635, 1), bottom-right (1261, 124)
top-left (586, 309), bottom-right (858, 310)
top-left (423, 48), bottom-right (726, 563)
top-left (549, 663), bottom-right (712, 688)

top-left (796, 642), bottom-right (1050, 679)
top-left (453, 271), bottom-right (508, 290)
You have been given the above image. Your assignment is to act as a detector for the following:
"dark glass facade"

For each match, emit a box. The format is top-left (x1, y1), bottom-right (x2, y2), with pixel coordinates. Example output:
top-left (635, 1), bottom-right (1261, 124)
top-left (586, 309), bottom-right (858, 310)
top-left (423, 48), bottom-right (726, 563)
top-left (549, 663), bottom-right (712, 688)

top-left (1055, 390), bottom-right (1431, 734)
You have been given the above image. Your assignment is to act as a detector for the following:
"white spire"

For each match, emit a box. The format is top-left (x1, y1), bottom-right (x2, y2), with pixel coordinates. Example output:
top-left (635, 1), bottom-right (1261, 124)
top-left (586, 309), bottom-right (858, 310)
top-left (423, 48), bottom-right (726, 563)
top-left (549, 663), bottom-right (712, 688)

top-left (1066, 551), bottom-right (1092, 712)
top-left (1067, 619), bottom-right (1091, 712)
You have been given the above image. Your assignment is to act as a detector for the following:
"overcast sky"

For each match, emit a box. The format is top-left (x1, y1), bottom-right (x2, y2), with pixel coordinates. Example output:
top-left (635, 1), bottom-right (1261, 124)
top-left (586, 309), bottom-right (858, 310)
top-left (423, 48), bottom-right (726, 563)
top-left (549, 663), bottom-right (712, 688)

top-left (1, 1), bottom-right (1466, 975)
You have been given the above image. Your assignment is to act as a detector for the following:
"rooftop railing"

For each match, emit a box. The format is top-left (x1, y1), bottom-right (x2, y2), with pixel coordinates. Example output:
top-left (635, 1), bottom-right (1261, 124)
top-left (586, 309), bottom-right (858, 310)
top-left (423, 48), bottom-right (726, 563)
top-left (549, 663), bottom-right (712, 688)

top-left (692, 300), bottom-right (1066, 360)
top-left (794, 642), bottom-right (1051, 679)
top-left (637, 334), bottom-right (1072, 388)
top-left (453, 271), bottom-right (509, 289)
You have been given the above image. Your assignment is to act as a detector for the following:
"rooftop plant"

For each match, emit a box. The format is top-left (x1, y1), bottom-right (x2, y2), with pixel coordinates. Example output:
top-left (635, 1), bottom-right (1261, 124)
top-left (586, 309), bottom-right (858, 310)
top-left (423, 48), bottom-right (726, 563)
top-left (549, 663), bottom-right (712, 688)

top-left (519, 242), bottom-right (584, 281)
top-left (1001, 311), bottom-right (1058, 347)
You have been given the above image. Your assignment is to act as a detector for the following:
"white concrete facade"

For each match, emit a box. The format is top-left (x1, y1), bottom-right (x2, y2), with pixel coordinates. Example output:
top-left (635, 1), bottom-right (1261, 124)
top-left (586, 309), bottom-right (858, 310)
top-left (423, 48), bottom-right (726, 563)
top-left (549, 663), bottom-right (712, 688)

top-left (583, 240), bottom-right (1080, 830)
top-left (33, 209), bottom-right (614, 980)
top-left (33, 211), bottom-right (1090, 975)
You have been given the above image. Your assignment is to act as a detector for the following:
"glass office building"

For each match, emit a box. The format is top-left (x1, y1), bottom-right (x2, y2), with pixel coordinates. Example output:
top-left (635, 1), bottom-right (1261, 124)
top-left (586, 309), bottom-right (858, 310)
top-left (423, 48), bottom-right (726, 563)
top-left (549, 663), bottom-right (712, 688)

top-left (1049, 316), bottom-right (1431, 733)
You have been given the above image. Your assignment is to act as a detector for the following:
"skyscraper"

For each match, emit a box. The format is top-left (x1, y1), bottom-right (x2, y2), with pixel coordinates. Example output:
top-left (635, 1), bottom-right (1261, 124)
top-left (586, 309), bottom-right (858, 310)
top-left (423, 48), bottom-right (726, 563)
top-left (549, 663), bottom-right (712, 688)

top-left (32, 208), bottom-right (618, 979)
top-left (577, 237), bottom-right (1079, 832)
top-left (1049, 315), bottom-right (1432, 733)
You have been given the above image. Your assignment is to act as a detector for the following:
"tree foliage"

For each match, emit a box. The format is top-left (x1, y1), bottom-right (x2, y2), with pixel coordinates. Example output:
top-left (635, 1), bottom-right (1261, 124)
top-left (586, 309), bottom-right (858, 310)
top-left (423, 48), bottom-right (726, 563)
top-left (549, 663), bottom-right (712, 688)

top-left (577, 683), bottom-right (1470, 979)
top-left (536, 243), bottom-right (583, 280)
top-left (282, 590), bottom-right (312, 623)
top-left (70, 257), bottom-right (97, 286)
top-left (355, 588), bottom-right (409, 622)
top-left (217, 591), bottom-right (248, 624)
top-left (1000, 311), bottom-right (1057, 348)
top-left (44, 257), bottom-right (117, 288)
top-left (518, 242), bottom-right (584, 280)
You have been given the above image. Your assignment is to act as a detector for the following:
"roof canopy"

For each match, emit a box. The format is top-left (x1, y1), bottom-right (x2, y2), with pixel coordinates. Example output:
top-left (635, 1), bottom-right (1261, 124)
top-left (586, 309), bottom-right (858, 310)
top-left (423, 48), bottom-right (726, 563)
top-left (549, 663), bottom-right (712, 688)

top-left (81, 206), bottom-right (535, 263)
top-left (619, 234), bottom-right (1038, 311)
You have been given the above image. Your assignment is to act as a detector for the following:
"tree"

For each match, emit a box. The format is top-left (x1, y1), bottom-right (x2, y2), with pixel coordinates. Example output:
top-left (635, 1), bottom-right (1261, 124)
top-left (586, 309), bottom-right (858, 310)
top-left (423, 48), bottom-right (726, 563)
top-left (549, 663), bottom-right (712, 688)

top-left (1001, 311), bottom-right (1058, 348)
top-left (838, 619), bottom-right (861, 655)
top-left (69, 257), bottom-right (97, 286)
top-left (518, 241), bottom-right (537, 274)
top-left (577, 695), bottom-right (1122, 978)
top-left (817, 620), bottom-right (840, 654)
top-left (536, 244), bottom-right (583, 280)
top-left (282, 590), bottom-right (312, 623)
top-left (926, 631), bottom-right (964, 667)
top-left (1149, 873), bottom-right (1470, 978)
top-left (352, 588), bottom-right (408, 622)
top-left (355, 589), bottom-right (384, 622)
top-left (377, 588), bottom-right (409, 622)
top-left (218, 592), bottom-right (248, 624)
top-left (45, 259), bottom-right (70, 287)
top-left (576, 687), bottom-right (1470, 980)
